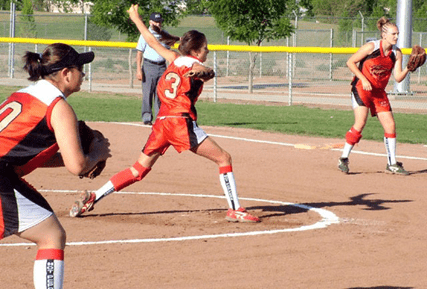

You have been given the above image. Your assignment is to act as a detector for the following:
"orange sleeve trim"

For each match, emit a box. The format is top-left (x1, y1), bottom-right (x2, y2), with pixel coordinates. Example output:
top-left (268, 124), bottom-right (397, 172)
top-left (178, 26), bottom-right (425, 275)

top-left (219, 165), bottom-right (232, 174)
top-left (36, 249), bottom-right (64, 260)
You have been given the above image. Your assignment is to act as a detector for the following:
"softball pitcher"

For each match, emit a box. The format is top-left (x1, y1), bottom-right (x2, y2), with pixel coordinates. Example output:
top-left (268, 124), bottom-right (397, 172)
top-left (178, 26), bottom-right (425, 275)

top-left (70, 4), bottom-right (260, 223)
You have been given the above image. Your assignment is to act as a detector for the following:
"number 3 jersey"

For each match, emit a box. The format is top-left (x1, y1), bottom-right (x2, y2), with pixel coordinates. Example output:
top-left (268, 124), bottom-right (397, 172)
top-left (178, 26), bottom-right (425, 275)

top-left (156, 56), bottom-right (205, 121)
top-left (0, 80), bottom-right (64, 176)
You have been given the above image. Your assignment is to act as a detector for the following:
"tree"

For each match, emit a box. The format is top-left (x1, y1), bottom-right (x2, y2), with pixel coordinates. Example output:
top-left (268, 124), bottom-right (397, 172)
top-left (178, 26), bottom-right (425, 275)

top-left (19, 0), bottom-right (36, 38)
top-left (205, 0), bottom-right (296, 93)
top-left (184, 0), bottom-right (210, 15)
top-left (90, 0), bottom-right (185, 42)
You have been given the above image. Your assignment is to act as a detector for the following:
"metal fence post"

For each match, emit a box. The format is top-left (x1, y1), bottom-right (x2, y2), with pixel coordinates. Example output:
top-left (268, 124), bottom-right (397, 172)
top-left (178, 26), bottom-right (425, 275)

top-left (359, 11), bottom-right (364, 46)
top-left (288, 52), bottom-right (292, 106)
top-left (352, 29), bottom-right (356, 47)
top-left (418, 33), bottom-right (422, 83)
top-left (259, 41), bottom-right (262, 78)
top-left (329, 28), bottom-right (333, 81)
top-left (129, 49), bottom-right (133, 88)
top-left (292, 11), bottom-right (297, 78)
top-left (214, 51), bottom-right (217, 103)
top-left (88, 47), bottom-right (92, 92)
top-left (8, 2), bottom-right (16, 79)
top-left (286, 37), bottom-right (289, 78)
top-left (226, 36), bottom-right (230, 77)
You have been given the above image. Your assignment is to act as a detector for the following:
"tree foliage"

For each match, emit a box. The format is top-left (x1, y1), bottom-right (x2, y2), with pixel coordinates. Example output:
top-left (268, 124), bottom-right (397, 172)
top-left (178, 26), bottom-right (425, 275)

top-left (90, 0), bottom-right (185, 42)
top-left (205, 0), bottom-right (296, 46)
top-left (19, 0), bottom-right (36, 37)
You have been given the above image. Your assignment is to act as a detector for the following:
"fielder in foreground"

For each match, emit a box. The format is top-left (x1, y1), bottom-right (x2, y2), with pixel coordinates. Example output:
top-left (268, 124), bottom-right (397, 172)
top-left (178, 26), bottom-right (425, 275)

top-left (69, 4), bottom-right (260, 223)
top-left (0, 43), bottom-right (111, 288)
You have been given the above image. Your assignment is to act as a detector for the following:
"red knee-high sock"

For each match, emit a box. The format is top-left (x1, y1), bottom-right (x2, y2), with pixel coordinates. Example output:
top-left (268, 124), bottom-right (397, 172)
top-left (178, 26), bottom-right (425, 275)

top-left (110, 162), bottom-right (151, 191)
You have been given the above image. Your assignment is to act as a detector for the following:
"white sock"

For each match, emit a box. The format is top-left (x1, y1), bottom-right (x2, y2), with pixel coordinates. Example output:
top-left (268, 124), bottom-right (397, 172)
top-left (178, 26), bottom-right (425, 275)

top-left (94, 180), bottom-right (115, 202)
top-left (384, 137), bottom-right (397, 165)
top-left (341, 142), bottom-right (354, 159)
top-left (219, 171), bottom-right (240, 210)
top-left (33, 250), bottom-right (64, 289)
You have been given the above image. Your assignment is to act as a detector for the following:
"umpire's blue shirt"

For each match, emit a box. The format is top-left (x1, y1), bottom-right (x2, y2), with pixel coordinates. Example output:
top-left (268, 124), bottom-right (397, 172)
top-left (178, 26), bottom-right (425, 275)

top-left (136, 27), bottom-right (170, 62)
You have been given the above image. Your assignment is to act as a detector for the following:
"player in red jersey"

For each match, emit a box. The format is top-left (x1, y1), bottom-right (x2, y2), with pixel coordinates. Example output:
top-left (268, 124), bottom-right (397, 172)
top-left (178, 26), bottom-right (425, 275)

top-left (338, 17), bottom-right (411, 175)
top-left (0, 43), bottom-right (111, 288)
top-left (69, 4), bottom-right (260, 223)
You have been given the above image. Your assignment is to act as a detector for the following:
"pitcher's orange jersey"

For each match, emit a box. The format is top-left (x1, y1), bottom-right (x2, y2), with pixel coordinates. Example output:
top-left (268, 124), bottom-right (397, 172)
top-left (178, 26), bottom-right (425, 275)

top-left (156, 56), bottom-right (204, 121)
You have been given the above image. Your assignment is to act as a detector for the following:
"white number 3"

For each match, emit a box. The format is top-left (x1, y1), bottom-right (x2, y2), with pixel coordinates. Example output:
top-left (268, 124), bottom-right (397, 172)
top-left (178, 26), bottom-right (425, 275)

top-left (164, 72), bottom-right (181, 99)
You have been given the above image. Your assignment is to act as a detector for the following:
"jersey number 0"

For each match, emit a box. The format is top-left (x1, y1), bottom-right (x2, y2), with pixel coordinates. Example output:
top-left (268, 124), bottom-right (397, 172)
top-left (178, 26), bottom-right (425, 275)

top-left (0, 101), bottom-right (22, 133)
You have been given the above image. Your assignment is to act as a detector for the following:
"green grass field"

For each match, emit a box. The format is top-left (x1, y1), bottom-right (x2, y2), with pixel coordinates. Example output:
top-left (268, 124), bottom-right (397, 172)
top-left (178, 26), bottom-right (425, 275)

top-left (1, 85), bottom-right (425, 144)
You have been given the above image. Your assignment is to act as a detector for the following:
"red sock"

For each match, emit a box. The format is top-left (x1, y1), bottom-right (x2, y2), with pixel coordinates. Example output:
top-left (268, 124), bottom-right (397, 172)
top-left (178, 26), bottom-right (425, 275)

top-left (219, 165), bottom-right (232, 174)
top-left (110, 164), bottom-right (151, 191)
top-left (36, 249), bottom-right (64, 261)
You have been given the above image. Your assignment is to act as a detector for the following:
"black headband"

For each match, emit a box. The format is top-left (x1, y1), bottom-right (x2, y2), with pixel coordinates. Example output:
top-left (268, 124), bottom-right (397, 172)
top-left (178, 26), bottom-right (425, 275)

top-left (44, 48), bottom-right (94, 75)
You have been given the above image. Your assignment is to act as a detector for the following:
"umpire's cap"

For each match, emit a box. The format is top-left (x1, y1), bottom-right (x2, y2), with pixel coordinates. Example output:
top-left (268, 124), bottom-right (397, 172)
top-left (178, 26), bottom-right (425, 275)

top-left (44, 45), bottom-right (94, 75)
top-left (150, 12), bottom-right (163, 22)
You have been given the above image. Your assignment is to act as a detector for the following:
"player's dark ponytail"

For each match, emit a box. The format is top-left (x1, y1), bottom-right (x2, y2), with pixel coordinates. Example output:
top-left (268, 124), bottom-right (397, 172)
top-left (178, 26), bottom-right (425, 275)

top-left (23, 52), bottom-right (44, 81)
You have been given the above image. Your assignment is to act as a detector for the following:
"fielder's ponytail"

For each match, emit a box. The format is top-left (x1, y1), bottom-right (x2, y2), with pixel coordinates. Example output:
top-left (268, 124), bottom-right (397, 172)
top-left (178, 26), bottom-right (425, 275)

top-left (23, 52), bottom-right (44, 81)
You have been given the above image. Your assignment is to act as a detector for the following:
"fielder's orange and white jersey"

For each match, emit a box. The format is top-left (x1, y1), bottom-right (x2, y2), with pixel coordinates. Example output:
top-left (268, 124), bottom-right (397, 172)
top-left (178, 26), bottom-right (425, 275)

top-left (156, 56), bottom-right (204, 121)
top-left (352, 40), bottom-right (397, 90)
top-left (0, 80), bottom-right (64, 176)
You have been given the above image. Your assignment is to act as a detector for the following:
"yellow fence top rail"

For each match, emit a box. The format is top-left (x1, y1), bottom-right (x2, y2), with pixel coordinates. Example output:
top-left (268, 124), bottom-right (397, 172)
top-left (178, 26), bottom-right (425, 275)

top-left (0, 37), bottom-right (417, 55)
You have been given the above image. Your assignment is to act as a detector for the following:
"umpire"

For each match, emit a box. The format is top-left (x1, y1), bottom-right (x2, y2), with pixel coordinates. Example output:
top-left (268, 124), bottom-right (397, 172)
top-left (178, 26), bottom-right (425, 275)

top-left (136, 12), bottom-right (170, 125)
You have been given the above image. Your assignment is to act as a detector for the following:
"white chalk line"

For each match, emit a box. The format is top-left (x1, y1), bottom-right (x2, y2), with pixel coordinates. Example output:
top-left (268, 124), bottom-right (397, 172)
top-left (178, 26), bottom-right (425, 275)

top-left (0, 190), bottom-right (339, 247)
top-left (110, 122), bottom-right (427, 161)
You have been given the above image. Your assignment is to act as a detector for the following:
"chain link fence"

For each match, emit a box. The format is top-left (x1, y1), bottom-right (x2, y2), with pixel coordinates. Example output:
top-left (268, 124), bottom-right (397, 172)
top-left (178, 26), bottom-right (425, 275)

top-left (1, 11), bottom-right (427, 113)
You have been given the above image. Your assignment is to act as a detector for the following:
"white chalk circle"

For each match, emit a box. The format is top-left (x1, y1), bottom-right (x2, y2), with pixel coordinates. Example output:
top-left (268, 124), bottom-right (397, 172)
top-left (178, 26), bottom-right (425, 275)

top-left (0, 191), bottom-right (340, 247)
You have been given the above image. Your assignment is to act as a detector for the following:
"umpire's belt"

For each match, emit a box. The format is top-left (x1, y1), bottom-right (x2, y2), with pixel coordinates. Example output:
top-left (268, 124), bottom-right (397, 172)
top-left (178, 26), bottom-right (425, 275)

top-left (144, 58), bottom-right (166, 65)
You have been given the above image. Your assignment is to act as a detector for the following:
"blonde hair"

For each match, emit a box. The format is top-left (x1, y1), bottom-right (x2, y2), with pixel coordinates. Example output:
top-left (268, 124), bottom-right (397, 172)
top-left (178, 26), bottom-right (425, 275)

top-left (377, 16), bottom-right (397, 36)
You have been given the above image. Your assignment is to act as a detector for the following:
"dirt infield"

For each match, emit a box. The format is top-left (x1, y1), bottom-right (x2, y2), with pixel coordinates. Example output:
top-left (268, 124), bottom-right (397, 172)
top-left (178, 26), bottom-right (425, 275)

top-left (1, 122), bottom-right (427, 289)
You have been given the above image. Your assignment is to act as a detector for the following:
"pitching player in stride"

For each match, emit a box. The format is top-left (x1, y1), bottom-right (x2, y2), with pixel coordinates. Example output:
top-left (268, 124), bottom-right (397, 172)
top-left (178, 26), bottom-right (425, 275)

top-left (69, 4), bottom-right (260, 223)
top-left (338, 17), bottom-right (414, 175)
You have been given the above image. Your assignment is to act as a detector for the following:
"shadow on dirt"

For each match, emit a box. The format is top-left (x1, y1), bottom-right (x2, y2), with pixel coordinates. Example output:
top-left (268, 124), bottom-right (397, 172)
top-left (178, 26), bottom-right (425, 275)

top-left (76, 193), bottom-right (412, 220)
top-left (249, 193), bottom-right (412, 219)
top-left (348, 286), bottom-right (414, 289)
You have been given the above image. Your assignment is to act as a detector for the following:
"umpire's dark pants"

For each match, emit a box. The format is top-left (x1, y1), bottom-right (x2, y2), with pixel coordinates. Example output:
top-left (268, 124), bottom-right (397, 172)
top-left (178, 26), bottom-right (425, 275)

top-left (141, 59), bottom-right (166, 123)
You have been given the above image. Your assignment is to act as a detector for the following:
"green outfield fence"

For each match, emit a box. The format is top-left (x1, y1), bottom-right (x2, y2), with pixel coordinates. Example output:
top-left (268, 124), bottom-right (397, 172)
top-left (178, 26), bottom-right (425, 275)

top-left (1, 9), bottom-right (427, 113)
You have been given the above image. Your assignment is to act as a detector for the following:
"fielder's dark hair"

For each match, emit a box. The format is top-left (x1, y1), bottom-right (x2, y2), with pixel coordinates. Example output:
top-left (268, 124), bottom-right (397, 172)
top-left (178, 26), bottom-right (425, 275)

top-left (23, 43), bottom-right (72, 81)
top-left (178, 30), bottom-right (207, 56)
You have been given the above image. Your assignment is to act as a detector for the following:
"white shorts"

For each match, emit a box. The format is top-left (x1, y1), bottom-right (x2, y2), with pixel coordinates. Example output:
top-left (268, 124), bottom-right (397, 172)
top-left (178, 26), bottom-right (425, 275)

top-left (0, 170), bottom-right (53, 239)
